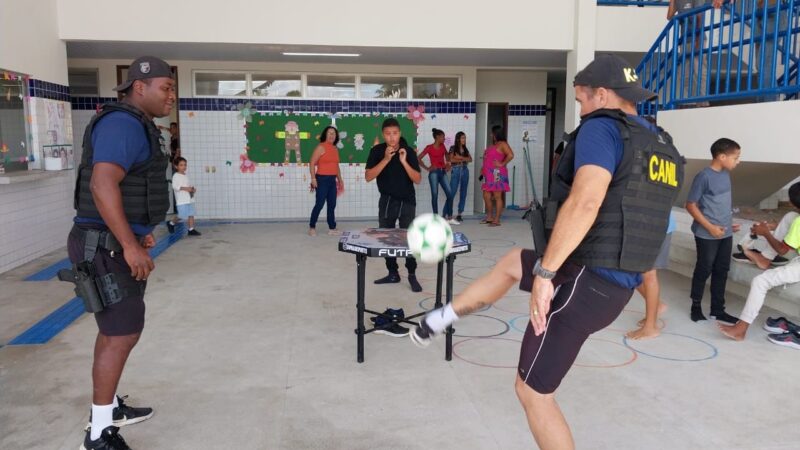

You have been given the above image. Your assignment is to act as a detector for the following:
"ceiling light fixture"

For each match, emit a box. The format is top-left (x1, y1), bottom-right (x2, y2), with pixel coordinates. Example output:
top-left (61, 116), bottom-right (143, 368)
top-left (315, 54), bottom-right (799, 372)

top-left (282, 52), bottom-right (360, 57)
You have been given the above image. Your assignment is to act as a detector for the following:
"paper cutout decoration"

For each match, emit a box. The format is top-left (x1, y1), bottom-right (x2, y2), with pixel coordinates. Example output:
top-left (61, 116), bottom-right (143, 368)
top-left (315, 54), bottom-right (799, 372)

top-left (406, 105), bottom-right (425, 127)
top-left (188, 112), bottom-right (195, 118)
top-left (240, 154), bottom-right (255, 173)
top-left (336, 131), bottom-right (348, 149)
top-left (276, 120), bottom-right (310, 163)
top-left (235, 102), bottom-right (255, 122)
top-left (225, 160), bottom-right (232, 166)
top-left (431, 114), bottom-right (437, 119)
top-left (354, 133), bottom-right (365, 151)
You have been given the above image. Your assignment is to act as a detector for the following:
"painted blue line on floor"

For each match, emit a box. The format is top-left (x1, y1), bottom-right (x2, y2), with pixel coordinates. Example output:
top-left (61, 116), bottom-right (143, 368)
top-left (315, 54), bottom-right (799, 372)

top-left (24, 258), bottom-right (72, 282)
top-left (7, 225), bottom-right (186, 346)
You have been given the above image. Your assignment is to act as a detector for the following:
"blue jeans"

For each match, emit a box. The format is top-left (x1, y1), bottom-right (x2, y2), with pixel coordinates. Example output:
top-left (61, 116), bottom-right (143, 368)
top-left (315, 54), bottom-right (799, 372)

top-left (428, 169), bottom-right (453, 215)
top-left (443, 165), bottom-right (469, 217)
top-left (309, 175), bottom-right (337, 229)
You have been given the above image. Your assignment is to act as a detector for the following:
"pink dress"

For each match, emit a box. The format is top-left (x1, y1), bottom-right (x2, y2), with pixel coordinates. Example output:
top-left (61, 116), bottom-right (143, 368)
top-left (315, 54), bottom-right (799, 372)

top-left (481, 145), bottom-right (510, 192)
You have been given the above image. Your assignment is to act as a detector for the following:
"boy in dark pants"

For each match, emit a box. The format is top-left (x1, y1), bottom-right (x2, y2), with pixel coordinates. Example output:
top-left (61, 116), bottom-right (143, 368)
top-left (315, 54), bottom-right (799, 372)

top-left (685, 138), bottom-right (742, 324)
top-left (366, 119), bottom-right (423, 295)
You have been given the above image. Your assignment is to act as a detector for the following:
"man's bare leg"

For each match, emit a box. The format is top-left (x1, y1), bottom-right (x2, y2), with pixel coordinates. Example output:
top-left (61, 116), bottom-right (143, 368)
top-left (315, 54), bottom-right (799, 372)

top-left (718, 320), bottom-right (750, 341)
top-left (450, 248), bottom-right (522, 315)
top-left (744, 248), bottom-right (771, 270)
top-left (628, 270), bottom-right (662, 340)
top-left (93, 332), bottom-right (141, 405)
top-left (515, 376), bottom-right (574, 450)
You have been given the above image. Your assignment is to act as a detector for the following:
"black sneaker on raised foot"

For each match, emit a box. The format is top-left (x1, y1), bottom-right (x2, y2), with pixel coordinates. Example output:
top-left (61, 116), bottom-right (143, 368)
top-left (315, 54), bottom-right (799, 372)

top-left (691, 305), bottom-right (707, 322)
top-left (456, 215), bottom-right (463, 223)
top-left (81, 426), bottom-right (131, 450)
top-left (86, 396), bottom-right (154, 430)
top-left (166, 221), bottom-right (175, 234)
top-left (374, 323), bottom-right (409, 337)
top-left (408, 274), bottom-right (423, 292)
top-left (188, 229), bottom-right (201, 236)
top-left (771, 256), bottom-right (790, 267)
top-left (731, 252), bottom-right (753, 264)
top-left (711, 311), bottom-right (738, 325)
top-left (410, 319), bottom-right (436, 348)
top-left (374, 272), bottom-right (401, 284)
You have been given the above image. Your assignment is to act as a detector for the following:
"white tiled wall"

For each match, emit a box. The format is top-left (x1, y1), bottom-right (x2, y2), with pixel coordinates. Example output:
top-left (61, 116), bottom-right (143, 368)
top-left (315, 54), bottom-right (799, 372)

top-left (179, 110), bottom-right (477, 220)
top-left (0, 97), bottom-right (74, 273)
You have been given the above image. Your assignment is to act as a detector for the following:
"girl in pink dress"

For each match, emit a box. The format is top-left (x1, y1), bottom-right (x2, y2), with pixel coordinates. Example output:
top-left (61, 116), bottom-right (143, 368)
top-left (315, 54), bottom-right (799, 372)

top-left (481, 126), bottom-right (514, 226)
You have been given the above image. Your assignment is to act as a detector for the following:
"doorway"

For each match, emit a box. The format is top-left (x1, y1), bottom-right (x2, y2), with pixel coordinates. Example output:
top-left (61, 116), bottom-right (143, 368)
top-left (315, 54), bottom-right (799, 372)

top-left (473, 103), bottom-right (509, 215)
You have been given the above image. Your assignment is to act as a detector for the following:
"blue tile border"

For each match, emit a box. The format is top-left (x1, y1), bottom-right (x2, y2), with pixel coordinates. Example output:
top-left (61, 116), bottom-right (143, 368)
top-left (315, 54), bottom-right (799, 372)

top-left (24, 258), bottom-right (72, 282)
top-left (70, 96), bottom-right (117, 110)
top-left (177, 98), bottom-right (476, 114)
top-left (7, 223), bottom-right (187, 346)
top-left (28, 79), bottom-right (71, 102)
top-left (508, 105), bottom-right (547, 116)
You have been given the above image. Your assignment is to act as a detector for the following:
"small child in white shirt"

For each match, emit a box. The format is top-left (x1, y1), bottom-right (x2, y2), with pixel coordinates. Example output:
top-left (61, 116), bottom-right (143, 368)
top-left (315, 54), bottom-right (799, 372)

top-left (167, 157), bottom-right (201, 236)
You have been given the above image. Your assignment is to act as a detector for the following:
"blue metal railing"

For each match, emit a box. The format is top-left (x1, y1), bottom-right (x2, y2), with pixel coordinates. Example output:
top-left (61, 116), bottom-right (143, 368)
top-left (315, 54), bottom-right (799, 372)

top-left (598, 1), bottom-right (669, 5)
top-left (638, 0), bottom-right (800, 115)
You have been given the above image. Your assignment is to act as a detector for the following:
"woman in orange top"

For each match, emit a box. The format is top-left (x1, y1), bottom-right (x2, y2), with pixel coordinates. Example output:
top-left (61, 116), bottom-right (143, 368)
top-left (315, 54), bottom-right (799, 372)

top-left (308, 126), bottom-right (343, 236)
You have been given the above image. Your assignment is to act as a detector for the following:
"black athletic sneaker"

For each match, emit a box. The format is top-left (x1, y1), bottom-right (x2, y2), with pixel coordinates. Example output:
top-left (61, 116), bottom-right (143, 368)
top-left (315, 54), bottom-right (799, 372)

top-left (731, 252), bottom-right (753, 264)
top-left (370, 308), bottom-right (405, 324)
top-left (767, 331), bottom-right (800, 350)
top-left (456, 215), bottom-right (463, 223)
top-left (166, 221), bottom-right (175, 234)
top-left (81, 426), bottom-right (131, 450)
top-left (374, 272), bottom-right (401, 284)
top-left (408, 274), bottom-right (423, 292)
top-left (691, 305), bottom-right (707, 322)
top-left (763, 316), bottom-right (800, 334)
top-left (711, 311), bottom-right (739, 325)
top-left (771, 256), bottom-right (790, 267)
top-left (188, 229), bottom-right (201, 236)
top-left (410, 319), bottom-right (436, 348)
top-left (374, 323), bottom-right (409, 337)
top-left (86, 396), bottom-right (154, 430)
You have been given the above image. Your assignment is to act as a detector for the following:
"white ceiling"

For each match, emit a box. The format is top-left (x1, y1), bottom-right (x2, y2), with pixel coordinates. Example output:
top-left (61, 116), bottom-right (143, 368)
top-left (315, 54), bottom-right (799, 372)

top-left (66, 41), bottom-right (568, 69)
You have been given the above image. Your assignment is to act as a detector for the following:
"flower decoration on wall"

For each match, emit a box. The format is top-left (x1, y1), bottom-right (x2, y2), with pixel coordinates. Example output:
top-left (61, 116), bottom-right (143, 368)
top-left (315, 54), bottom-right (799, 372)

top-left (239, 153), bottom-right (255, 173)
top-left (406, 105), bottom-right (425, 127)
top-left (336, 131), bottom-right (348, 149)
top-left (234, 102), bottom-right (255, 123)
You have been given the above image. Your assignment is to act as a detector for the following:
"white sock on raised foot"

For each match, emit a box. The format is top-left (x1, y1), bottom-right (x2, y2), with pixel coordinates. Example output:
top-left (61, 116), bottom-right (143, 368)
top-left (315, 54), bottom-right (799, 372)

top-left (112, 395), bottom-right (118, 408)
top-left (425, 304), bottom-right (459, 334)
top-left (90, 403), bottom-right (114, 440)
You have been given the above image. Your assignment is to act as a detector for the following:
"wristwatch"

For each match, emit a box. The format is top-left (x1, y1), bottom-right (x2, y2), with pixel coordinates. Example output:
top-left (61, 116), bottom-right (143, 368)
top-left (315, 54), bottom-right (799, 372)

top-left (533, 258), bottom-right (556, 280)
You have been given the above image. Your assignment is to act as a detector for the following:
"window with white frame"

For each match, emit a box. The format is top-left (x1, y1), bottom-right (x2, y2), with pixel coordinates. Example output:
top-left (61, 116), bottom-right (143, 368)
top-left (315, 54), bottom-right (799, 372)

top-left (412, 76), bottom-right (459, 99)
top-left (306, 74), bottom-right (356, 99)
top-left (251, 73), bottom-right (302, 97)
top-left (194, 72), bottom-right (247, 96)
top-left (192, 71), bottom-right (460, 100)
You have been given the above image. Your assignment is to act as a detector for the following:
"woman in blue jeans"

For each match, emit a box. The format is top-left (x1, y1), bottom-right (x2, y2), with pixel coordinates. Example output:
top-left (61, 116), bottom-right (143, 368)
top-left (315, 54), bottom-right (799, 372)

top-left (443, 131), bottom-right (472, 224)
top-left (419, 128), bottom-right (457, 224)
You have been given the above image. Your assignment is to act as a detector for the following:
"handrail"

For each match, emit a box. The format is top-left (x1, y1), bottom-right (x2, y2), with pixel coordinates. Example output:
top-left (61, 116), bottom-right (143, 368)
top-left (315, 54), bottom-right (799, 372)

top-left (637, 0), bottom-right (800, 115)
top-left (597, 0), bottom-right (669, 5)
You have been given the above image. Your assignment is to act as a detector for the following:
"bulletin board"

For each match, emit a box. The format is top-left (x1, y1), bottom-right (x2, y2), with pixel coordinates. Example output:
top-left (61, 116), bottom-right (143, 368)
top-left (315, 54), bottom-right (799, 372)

top-left (245, 113), bottom-right (330, 164)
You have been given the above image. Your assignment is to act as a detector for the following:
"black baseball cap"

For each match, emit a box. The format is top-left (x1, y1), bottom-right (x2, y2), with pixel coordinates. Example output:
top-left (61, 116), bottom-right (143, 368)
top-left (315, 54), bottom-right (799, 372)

top-left (113, 56), bottom-right (173, 92)
top-left (573, 54), bottom-right (657, 103)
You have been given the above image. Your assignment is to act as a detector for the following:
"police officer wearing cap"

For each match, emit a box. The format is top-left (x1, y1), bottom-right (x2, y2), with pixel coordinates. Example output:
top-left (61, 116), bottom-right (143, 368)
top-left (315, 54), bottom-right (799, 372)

top-left (63, 56), bottom-right (175, 450)
top-left (410, 54), bottom-right (684, 448)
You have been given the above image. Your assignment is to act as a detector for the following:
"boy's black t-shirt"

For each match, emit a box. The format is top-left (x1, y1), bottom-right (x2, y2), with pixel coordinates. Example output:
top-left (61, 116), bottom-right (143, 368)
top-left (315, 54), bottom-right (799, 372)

top-left (366, 142), bottom-right (421, 201)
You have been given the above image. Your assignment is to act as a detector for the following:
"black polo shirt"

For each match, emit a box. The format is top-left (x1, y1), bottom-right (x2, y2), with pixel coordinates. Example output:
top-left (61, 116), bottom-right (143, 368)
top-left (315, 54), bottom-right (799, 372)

top-left (366, 143), bottom-right (420, 201)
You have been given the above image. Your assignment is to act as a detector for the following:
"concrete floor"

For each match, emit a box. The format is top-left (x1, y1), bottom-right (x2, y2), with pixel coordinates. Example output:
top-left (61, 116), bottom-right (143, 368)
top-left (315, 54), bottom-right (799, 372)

top-left (1, 217), bottom-right (799, 449)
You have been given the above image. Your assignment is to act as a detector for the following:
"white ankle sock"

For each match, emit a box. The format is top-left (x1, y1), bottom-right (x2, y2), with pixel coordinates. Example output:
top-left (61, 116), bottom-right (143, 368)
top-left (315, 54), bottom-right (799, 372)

top-left (425, 304), bottom-right (459, 333)
top-left (90, 403), bottom-right (114, 440)
top-left (189, 227), bottom-right (194, 231)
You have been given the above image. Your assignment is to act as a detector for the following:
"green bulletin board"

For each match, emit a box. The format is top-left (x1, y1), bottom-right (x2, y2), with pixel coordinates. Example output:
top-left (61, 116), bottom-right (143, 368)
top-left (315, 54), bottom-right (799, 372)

top-left (335, 115), bottom-right (417, 164)
top-left (245, 113), bottom-right (417, 164)
top-left (245, 113), bottom-right (329, 164)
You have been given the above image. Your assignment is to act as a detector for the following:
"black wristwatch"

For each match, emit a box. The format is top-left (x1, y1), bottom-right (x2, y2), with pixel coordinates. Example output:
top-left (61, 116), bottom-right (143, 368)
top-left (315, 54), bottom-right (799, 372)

top-left (533, 258), bottom-right (556, 280)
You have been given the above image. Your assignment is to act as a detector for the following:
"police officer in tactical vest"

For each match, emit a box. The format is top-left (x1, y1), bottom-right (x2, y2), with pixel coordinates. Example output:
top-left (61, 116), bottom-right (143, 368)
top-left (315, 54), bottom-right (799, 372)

top-left (410, 54), bottom-right (684, 449)
top-left (61, 56), bottom-right (175, 450)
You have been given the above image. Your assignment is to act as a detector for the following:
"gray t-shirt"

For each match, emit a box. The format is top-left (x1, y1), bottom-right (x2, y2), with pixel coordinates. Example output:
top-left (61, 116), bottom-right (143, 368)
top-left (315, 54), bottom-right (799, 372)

top-left (687, 167), bottom-right (733, 239)
top-left (676, 0), bottom-right (709, 11)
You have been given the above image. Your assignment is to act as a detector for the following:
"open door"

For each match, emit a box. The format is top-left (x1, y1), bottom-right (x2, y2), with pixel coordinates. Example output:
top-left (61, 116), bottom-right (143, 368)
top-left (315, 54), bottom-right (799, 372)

top-left (474, 103), bottom-right (488, 215)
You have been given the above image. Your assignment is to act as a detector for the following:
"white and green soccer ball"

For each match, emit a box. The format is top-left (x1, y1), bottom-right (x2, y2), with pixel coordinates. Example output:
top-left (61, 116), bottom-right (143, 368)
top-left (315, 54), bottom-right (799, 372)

top-left (407, 213), bottom-right (454, 264)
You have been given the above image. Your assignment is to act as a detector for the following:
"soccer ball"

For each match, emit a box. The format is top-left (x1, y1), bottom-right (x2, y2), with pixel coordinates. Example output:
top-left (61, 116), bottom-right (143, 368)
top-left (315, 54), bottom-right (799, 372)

top-left (407, 213), bottom-right (454, 264)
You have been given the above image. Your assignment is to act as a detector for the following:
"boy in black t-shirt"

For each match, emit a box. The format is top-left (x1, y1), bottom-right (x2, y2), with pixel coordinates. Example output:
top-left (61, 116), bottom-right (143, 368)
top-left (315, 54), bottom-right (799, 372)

top-left (366, 119), bottom-right (423, 296)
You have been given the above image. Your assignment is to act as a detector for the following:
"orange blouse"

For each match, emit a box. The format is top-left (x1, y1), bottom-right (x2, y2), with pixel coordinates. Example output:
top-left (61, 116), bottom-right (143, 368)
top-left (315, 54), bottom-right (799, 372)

top-left (316, 143), bottom-right (340, 176)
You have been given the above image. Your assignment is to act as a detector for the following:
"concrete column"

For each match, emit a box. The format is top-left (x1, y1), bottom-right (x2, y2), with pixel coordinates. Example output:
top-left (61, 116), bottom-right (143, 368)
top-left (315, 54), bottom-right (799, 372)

top-left (564, 0), bottom-right (597, 132)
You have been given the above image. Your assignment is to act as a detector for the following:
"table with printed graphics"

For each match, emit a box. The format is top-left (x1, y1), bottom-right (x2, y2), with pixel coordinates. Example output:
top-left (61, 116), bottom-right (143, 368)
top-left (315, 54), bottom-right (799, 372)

top-left (338, 228), bottom-right (472, 363)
